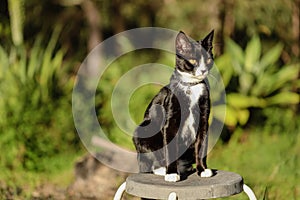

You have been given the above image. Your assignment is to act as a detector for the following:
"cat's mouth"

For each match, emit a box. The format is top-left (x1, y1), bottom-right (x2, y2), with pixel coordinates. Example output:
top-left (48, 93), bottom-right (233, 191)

top-left (194, 74), bottom-right (207, 80)
top-left (176, 69), bottom-right (207, 84)
top-left (192, 70), bottom-right (209, 81)
top-left (194, 69), bottom-right (209, 79)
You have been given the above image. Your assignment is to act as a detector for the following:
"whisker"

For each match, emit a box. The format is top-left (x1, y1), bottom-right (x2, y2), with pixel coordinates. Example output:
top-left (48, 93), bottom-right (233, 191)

top-left (207, 73), bottom-right (218, 82)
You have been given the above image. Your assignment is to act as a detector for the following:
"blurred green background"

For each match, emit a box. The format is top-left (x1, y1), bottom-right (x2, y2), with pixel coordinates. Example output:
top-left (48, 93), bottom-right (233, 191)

top-left (0, 0), bottom-right (299, 199)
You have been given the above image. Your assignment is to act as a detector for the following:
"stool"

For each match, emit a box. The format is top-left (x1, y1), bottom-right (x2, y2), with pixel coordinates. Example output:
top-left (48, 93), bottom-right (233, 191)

top-left (114, 170), bottom-right (257, 200)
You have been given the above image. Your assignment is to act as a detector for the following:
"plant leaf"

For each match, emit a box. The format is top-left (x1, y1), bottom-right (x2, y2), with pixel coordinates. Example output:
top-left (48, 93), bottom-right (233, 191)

top-left (245, 35), bottom-right (261, 73)
top-left (28, 36), bottom-right (43, 79)
top-left (225, 105), bottom-right (238, 127)
top-left (239, 73), bottom-right (254, 94)
top-left (212, 104), bottom-right (226, 124)
top-left (215, 54), bottom-right (233, 87)
top-left (237, 109), bottom-right (250, 125)
top-left (266, 92), bottom-right (299, 105)
top-left (227, 93), bottom-right (266, 108)
top-left (0, 45), bottom-right (9, 78)
top-left (251, 73), bottom-right (272, 96)
top-left (269, 64), bottom-right (300, 93)
top-left (225, 38), bottom-right (244, 74)
top-left (259, 43), bottom-right (283, 72)
top-left (8, 0), bottom-right (24, 46)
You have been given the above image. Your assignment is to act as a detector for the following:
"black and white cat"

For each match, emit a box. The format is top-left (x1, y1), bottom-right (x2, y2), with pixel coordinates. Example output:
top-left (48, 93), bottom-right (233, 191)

top-left (133, 30), bottom-right (214, 182)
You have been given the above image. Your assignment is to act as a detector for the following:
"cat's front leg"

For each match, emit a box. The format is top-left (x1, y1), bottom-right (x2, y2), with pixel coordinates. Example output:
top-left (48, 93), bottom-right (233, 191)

top-left (165, 161), bottom-right (180, 182)
top-left (195, 95), bottom-right (213, 178)
top-left (195, 133), bottom-right (213, 178)
top-left (164, 135), bottom-right (180, 182)
top-left (195, 135), bottom-right (205, 175)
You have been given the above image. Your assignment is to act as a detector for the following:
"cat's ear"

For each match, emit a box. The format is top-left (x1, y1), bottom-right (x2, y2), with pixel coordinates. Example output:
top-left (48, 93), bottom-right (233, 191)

top-left (201, 30), bottom-right (214, 51)
top-left (176, 31), bottom-right (192, 56)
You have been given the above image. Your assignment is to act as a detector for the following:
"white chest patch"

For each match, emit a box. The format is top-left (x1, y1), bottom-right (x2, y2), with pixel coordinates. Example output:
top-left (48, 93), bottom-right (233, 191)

top-left (179, 83), bottom-right (206, 145)
top-left (187, 83), bottom-right (205, 104)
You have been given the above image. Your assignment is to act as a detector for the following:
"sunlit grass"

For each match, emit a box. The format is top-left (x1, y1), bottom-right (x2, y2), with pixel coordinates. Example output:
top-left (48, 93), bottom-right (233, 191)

top-left (209, 131), bottom-right (299, 199)
top-left (0, 151), bottom-right (83, 198)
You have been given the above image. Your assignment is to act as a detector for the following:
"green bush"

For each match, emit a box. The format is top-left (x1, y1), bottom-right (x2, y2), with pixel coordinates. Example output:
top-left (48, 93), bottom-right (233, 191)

top-left (0, 27), bottom-right (78, 171)
top-left (214, 36), bottom-right (299, 131)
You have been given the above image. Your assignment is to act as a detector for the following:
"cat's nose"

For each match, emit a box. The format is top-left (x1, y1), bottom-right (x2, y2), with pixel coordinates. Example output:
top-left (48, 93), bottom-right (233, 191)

top-left (200, 70), bottom-right (207, 74)
top-left (196, 67), bottom-right (207, 76)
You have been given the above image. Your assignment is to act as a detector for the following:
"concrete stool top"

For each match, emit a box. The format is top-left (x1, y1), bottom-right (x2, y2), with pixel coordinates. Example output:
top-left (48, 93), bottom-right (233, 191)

top-left (125, 170), bottom-right (244, 199)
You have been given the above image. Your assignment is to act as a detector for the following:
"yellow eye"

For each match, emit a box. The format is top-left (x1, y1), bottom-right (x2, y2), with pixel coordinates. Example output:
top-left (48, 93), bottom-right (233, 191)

top-left (206, 58), bottom-right (212, 64)
top-left (189, 59), bottom-right (197, 65)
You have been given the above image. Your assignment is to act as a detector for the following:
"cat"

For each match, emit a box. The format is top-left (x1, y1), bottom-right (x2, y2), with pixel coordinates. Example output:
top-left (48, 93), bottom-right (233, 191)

top-left (133, 30), bottom-right (214, 183)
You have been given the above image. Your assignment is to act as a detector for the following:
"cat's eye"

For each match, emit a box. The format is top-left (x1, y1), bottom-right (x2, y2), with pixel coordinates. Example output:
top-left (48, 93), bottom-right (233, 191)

top-left (188, 59), bottom-right (197, 65)
top-left (206, 58), bottom-right (212, 65)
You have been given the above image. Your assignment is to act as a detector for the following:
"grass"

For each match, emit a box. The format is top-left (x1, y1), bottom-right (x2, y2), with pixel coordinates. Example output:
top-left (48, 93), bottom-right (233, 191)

top-left (0, 151), bottom-right (83, 199)
top-left (208, 130), bottom-right (299, 199)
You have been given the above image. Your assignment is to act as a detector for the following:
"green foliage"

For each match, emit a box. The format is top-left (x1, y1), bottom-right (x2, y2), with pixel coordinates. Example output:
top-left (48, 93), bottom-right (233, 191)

top-left (7, 0), bottom-right (24, 46)
top-left (210, 130), bottom-right (300, 200)
top-left (263, 107), bottom-right (300, 135)
top-left (0, 27), bottom-right (78, 171)
top-left (215, 36), bottom-right (299, 128)
top-left (234, 0), bottom-right (295, 38)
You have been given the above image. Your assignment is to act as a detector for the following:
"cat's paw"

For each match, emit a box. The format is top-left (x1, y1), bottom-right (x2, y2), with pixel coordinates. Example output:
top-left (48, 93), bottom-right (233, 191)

top-left (200, 169), bottom-right (213, 178)
top-left (153, 167), bottom-right (167, 176)
top-left (164, 173), bottom-right (180, 182)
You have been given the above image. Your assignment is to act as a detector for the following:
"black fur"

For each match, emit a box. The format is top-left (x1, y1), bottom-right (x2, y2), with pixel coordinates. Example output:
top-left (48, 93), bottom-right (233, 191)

top-left (133, 30), bottom-right (214, 180)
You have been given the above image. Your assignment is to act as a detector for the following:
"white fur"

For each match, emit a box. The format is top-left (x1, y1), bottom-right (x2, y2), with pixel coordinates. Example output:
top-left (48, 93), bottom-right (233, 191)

top-left (195, 58), bottom-right (209, 77)
top-left (188, 83), bottom-right (205, 104)
top-left (200, 169), bottom-right (213, 177)
top-left (153, 167), bottom-right (166, 176)
top-left (180, 83), bottom-right (206, 145)
top-left (164, 173), bottom-right (180, 182)
top-left (176, 69), bottom-right (205, 83)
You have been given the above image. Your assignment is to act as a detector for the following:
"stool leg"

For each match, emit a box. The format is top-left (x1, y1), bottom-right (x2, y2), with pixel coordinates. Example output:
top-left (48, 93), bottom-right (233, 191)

top-left (113, 182), bottom-right (126, 200)
top-left (243, 184), bottom-right (257, 200)
top-left (168, 192), bottom-right (177, 200)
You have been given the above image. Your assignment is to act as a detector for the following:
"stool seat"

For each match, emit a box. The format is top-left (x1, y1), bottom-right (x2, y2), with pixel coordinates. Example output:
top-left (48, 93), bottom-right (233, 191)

top-left (125, 170), bottom-right (243, 199)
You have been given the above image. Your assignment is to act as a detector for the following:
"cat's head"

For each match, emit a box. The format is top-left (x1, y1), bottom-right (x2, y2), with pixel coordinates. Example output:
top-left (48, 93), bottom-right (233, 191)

top-left (175, 30), bottom-right (214, 83)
